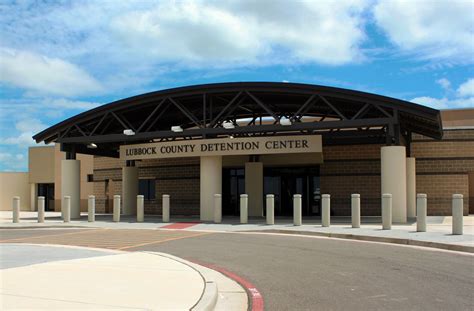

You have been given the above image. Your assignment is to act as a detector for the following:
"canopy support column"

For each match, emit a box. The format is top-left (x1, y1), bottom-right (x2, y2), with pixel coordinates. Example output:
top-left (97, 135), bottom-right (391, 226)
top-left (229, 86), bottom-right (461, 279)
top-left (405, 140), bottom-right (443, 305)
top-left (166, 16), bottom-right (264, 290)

top-left (200, 156), bottom-right (222, 221)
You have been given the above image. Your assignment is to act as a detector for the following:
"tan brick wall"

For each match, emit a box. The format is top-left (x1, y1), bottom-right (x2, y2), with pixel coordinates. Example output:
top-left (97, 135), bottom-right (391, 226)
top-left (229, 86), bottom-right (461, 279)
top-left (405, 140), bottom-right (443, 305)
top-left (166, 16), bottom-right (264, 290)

top-left (93, 156), bottom-right (124, 170)
top-left (417, 175), bottom-right (469, 215)
top-left (323, 144), bottom-right (382, 160)
top-left (320, 175), bottom-right (381, 216)
top-left (412, 129), bottom-right (472, 215)
top-left (412, 129), bottom-right (474, 140)
top-left (320, 144), bottom-right (382, 216)
top-left (416, 159), bottom-right (474, 174)
top-left (412, 141), bottom-right (474, 158)
top-left (320, 160), bottom-right (380, 175)
top-left (93, 157), bottom-right (199, 215)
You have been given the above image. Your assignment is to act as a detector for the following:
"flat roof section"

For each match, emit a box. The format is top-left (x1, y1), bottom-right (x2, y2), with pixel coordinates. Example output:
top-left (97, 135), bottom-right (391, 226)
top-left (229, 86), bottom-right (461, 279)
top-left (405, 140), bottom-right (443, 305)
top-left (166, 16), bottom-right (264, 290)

top-left (441, 109), bottom-right (474, 129)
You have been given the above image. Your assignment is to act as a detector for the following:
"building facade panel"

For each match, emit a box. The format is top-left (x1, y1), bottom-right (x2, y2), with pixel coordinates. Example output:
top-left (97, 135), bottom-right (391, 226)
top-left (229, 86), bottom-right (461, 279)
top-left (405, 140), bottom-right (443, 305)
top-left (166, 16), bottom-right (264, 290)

top-left (320, 175), bottom-right (381, 216)
top-left (411, 141), bottom-right (474, 158)
top-left (417, 174), bottom-right (469, 215)
top-left (0, 172), bottom-right (30, 211)
top-left (91, 127), bottom-right (473, 217)
top-left (322, 144), bottom-right (382, 160)
top-left (93, 157), bottom-right (200, 215)
top-left (411, 129), bottom-right (473, 215)
top-left (412, 129), bottom-right (474, 140)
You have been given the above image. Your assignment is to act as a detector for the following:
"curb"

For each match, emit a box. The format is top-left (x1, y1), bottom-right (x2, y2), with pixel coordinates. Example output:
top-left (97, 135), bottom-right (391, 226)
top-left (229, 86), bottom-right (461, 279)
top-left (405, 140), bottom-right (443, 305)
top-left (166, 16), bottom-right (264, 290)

top-left (245, 229), bottom-right (474, 254)
top-left (191, 281), bottom-right (218, 311)
top-left (190, 259), bottom-right (263, 311)
top-left (145, 252), bottom-right (219, 311)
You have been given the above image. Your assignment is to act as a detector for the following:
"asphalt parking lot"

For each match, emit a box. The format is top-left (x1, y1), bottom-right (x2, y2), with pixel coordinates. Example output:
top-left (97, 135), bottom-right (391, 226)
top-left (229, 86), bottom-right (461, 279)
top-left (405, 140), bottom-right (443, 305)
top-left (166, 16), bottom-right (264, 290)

top-left (1, 228), bottom-right (473, 310)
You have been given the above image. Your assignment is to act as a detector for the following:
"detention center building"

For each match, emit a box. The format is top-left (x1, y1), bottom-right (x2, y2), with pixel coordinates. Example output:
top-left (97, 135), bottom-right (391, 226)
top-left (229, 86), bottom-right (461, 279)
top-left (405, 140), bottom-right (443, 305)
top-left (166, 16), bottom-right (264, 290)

top-left (3, 83), bottom-right (473, 222)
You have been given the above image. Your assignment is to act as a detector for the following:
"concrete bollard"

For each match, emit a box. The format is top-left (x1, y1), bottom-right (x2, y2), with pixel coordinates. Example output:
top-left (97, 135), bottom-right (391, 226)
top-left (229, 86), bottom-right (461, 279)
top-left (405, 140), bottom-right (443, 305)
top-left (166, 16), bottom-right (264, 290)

top-left (293, 194), bottom-right (302, 226)
top-left (38, 196), bottom-right (45, 223)
top-left (416, 194), bottom-right (427, 232)
top-left (322, 194), bottom-right (330, 227)
top-left (162, 194), bottom-right (170, 223)
top-left (214, 194), bottom-right (222, 223)
top-left (12, 196), bottom-right (20, 223)
top-left (351, 194), bottom-right (360, 228)
top-left (240, 194), bottom-right (248, 224)
top-left (113, 195), bottom-right (120, 222)
top-left (452, 194), bottom-right (463, 235)
top-left (137, 195), bottom-right (144, 222)
top-left (266, 194), bottom-right (274, 225)
top-left (63, 196), bottom-right (71, 223)
top-left (382, 193), bottom-right (392, 230)
top-left (88, 195), bottom-right (95, 222)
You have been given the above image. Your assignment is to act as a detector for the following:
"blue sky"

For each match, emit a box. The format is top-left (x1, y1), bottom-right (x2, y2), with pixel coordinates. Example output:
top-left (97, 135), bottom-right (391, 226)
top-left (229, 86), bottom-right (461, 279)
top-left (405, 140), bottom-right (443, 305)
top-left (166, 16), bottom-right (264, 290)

top-left (0, 0), bottom-right (473, 171)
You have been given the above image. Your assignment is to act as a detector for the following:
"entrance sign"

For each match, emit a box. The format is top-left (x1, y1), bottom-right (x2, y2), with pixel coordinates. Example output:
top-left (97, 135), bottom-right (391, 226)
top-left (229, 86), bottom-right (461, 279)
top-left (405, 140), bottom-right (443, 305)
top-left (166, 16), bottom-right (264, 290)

top-left (120, 135), bottom-right (322, 160)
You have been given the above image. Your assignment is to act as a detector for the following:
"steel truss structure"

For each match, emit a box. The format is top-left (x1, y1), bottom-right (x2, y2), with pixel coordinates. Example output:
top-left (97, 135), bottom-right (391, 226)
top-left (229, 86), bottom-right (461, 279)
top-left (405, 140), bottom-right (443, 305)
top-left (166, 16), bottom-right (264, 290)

top-left (33, 82), bottom-right (443, 158)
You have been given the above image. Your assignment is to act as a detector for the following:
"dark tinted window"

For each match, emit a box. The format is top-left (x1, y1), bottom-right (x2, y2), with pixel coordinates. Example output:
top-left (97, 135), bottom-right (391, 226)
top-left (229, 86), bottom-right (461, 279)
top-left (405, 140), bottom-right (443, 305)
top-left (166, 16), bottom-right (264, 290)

top-left (139, 179), bottom-right (156, 200)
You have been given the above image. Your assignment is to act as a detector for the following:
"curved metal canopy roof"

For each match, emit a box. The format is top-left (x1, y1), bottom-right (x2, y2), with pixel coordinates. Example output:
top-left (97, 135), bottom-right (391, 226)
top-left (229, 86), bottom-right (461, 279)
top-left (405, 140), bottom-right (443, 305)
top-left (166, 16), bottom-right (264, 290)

top-left (33, 82), bottom-right (442, 158)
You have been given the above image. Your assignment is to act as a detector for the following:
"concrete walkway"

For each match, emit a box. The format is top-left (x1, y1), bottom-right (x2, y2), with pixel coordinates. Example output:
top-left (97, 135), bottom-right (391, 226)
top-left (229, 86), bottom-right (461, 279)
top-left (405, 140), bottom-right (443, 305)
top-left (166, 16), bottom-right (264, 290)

top-left (1, 211), bottom-right (473, 252)
top-left (0, 244), bottom-right (247, 310)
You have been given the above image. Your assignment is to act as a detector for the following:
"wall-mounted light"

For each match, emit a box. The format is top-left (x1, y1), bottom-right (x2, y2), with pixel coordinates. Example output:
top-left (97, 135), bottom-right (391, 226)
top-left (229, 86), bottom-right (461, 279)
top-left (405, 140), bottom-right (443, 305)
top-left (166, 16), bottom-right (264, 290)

top-left (87, 143), bottom-right (98, 149)
top-left (171, 126), bottom-right (183, 132)
top-left (223, 121), bottom-right (235, 129)
top-left (123, 129), bottom-right (135, 136)
top-left (280, 117), bottom-right (292, 126)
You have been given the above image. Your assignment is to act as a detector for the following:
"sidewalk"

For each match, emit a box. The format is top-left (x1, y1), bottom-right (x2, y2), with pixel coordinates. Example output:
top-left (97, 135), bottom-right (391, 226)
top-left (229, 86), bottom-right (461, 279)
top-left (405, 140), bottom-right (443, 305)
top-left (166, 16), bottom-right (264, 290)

top-left (1, 211), bottom-right (473, 252)
top-left (0, 243), bottom-right (247, 310)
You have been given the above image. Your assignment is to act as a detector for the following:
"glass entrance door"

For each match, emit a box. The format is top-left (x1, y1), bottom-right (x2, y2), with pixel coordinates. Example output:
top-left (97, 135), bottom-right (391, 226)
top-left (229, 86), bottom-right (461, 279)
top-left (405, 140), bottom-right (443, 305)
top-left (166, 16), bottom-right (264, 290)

top-left (264, 167), bottom-right (320, 216)
top-left (37, 183), bottom-right (55, 211)
top-left (223, 166), bottom-right (321, 217)
top-left (222, 168), bottom-right (245, 215)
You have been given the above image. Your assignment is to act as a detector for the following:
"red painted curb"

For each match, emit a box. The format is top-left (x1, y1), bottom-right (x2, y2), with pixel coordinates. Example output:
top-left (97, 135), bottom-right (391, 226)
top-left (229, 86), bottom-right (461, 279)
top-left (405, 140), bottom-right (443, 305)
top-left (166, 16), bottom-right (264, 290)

top-left (190, 259), bottom-right (264, 311)
top-left (161, 222), bottom-right (200, 229)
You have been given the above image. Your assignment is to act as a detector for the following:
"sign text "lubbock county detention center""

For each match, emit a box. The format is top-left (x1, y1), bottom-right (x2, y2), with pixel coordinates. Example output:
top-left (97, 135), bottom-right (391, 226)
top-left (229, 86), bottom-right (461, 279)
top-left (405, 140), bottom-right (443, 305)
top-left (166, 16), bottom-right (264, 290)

top-left (120, 135), bottom-right (322, 160)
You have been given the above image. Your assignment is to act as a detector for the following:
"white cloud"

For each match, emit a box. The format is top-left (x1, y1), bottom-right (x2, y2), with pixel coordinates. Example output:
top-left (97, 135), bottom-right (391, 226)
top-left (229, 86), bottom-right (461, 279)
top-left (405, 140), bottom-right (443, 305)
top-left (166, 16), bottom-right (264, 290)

top-left (0, 49), bottom-right (103, 96)
top-left (436, 78), bottom-right (451, 90)
top-left (14, 118), bottom-right (48, 134)
top-left (110, 0), bottom-right (369, 66)
top-left (0, 118), bottom-right (47, 146)
top-left (1, 98), bottom-right (101, 112)
top-left (0, 151), bottom-right (28, 171)
top-left (0, 97), bottom-right (102, 147)
top-left (1, 0), bottom-right (370, 72)
top-left (0, 152), bottom-right (14, 162)
top-left (411, 77), bottom-right (474, 109)
top-left (457, 78), bottom-right (474, 97)
top-left (48, 98), bottom-right (101, 110)
top-left (411, 96), bottom-right (447, 109)
top-left (373, 0), bottom-right (474, 62)
top-left (410, 96), bottom-right (473, 109)
top-left (1, 132), bottom-right (38, 146)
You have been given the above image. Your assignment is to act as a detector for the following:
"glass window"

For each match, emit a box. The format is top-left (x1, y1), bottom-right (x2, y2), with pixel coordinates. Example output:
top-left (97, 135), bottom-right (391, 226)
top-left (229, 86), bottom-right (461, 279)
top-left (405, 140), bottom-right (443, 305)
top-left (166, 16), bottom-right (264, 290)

top-left (139, 179), bottom-right (156, 200)
top-left (222, 168), bottom-right (245, 216)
